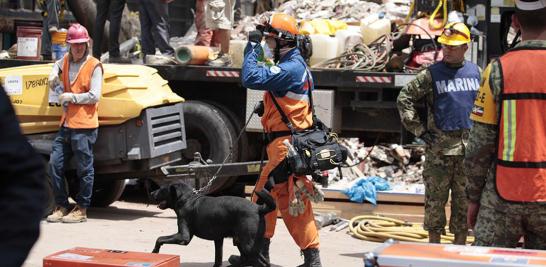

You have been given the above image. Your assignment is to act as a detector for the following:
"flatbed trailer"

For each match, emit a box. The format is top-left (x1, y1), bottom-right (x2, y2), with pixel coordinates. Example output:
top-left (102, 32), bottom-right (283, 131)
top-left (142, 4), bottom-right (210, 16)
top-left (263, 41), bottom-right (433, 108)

top-left (0, 0), bottom-right (518, 196)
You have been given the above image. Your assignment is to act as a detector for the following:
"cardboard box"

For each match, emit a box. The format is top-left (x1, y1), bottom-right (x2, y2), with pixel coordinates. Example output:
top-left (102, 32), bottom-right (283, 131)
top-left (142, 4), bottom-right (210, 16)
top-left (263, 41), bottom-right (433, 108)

top-left (43, 247), bottom-right (179, 267)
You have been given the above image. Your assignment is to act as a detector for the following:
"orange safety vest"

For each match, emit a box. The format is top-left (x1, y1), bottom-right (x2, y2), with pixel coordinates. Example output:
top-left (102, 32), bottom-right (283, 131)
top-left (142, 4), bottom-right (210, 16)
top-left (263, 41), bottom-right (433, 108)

top-left (261, 69), bottom-right (314, 133)
top-left (496, 48), bottom-right (546, 202)
top-left (60, 55), bottom-right (102, 129)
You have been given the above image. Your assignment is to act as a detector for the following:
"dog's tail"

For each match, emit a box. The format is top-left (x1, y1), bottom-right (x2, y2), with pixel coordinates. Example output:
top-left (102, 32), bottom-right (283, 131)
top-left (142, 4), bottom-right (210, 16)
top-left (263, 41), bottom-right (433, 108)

top-left (255, 189), bottom-right (276, 215)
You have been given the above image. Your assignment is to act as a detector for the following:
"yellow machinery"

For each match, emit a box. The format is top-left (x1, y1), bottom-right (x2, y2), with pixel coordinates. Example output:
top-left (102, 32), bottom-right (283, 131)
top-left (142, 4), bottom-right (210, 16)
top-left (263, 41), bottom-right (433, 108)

top-left (0, 63), bottom-right (186, 208)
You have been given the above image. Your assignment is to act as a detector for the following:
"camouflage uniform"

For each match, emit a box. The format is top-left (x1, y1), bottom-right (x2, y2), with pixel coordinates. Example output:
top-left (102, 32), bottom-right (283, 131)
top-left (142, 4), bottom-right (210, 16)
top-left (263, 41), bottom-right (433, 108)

top-left (397, 63), bottom-right (473, 235)
top-left (464, 40), bottom-right (546, 249)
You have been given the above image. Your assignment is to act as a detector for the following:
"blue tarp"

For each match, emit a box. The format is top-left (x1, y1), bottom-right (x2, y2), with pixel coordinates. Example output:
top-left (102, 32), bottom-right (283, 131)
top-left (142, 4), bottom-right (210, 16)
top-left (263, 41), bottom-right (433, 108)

top-left (342, 176), bottom-right (391, 205)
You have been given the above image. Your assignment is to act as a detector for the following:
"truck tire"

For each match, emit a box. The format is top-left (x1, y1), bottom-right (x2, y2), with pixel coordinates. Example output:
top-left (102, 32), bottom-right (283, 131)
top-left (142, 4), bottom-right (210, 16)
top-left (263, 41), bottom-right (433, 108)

top-left (68, 178), bottom-right (126, 207)
top-left (203, 101), bottom-right (250, 162)
top-left (90, 179), bottom-right (126, 207)
top-left (182, 101), bottom-right (238, 193)
top-left (43, 157), bottom-right (56, 217)
top-left (182, 101), bottom-right (238, 163)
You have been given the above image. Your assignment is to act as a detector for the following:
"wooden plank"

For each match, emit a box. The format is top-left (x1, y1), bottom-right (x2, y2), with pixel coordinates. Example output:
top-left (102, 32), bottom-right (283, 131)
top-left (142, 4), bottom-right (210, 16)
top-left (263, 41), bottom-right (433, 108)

top-left (322, 189), bottom-right (425, 204)
top-left (245, 186), bottom-right (430, 223)
top-left (245, 186), bottom-right (425, 204)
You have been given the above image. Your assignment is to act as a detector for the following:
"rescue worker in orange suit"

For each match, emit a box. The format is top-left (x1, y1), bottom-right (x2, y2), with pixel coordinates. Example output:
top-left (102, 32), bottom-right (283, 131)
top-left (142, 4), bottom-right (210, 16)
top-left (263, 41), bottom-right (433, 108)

top-left (45, 23), bottom-right (103, 224)
top-left (234, 13), bottom-right (322, 267)
top-left (464, 0), bottom-right (546, 248)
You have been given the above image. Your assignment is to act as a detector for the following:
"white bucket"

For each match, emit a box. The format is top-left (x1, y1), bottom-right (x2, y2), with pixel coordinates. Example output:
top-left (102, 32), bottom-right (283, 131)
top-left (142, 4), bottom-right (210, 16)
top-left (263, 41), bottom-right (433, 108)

top-left (309, 34), bottom-right (338, 67)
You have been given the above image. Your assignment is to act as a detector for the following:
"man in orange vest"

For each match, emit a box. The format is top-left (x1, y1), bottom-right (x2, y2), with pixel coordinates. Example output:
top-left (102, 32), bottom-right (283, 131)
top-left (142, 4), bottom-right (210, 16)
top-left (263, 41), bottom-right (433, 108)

top-left (46, 23), bottom-right (103, 224)
top-left (465, 0), bottom-right (546, 248)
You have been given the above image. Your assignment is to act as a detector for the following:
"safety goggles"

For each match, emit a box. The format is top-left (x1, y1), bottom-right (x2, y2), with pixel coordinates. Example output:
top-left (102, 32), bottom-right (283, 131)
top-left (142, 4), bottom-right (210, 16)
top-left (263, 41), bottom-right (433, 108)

top-left (256, 24), bottom-right (277, 37)
top-left (441, 26), bottom-right (469, 40)
top-left (256, 24), bottom-right (296, 41)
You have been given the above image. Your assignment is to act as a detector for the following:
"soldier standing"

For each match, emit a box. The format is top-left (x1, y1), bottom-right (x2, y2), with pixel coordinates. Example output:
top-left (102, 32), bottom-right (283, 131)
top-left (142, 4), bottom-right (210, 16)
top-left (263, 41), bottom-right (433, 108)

top-left (465, 0), bottom-right (546, 248)
top-left (397, 22), bottom-right (481, 244)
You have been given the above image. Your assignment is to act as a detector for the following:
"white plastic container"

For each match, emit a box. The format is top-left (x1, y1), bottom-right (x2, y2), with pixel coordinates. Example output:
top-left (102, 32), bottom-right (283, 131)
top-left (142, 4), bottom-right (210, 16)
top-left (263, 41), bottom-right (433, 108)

top-left (229, 39), bottom-right (247, 68)
top-left (309, 34), bottom-right (338, 67)
top-left (335, 27), bottom-right (362, 56)
top-left (360, 15), bottom-right (391, 45)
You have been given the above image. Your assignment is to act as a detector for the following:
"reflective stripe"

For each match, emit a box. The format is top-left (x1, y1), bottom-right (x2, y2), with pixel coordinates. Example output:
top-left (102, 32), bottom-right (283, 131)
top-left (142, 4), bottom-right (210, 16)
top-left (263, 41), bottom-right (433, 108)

top-left (285, 91), bottom-right (309, 102)
top-left (502, 100), bottom-right (517, 161)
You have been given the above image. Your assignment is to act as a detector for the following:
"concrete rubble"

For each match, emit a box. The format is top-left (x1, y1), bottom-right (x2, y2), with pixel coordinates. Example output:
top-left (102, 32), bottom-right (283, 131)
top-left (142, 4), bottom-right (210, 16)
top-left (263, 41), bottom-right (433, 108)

top-left (232, 0), bottom-right (412, 40)
top-left (327, 138), bottom-right (425, 194)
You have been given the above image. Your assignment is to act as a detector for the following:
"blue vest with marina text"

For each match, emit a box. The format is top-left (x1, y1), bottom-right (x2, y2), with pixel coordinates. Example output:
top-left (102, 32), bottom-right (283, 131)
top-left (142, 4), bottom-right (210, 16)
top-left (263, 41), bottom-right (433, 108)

top-left (429, 61), bottom-right (481, 131)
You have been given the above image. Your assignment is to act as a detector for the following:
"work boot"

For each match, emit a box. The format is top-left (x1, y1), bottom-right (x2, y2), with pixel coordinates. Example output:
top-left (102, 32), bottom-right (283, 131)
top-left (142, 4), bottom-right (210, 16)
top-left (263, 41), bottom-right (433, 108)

top-left (46, 206), bottom-right (68, 223)
top-left (61, 206), bottom-right (87, 223)
top-left (208, 53), bottom-right (232, 67)
top-left (453, 233), bottom-right (468, 245)
top-left (428, 232), bottom-right (441, 243)
top-left (228, 238), bottom-right (270, 266)
top-left (297, 248), bottom-right (322, 267)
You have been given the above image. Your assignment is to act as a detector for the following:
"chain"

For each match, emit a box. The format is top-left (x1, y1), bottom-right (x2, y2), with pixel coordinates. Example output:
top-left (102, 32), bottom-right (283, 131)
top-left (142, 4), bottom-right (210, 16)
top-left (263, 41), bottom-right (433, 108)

top-left (193, 103), bottom-right (260, 195)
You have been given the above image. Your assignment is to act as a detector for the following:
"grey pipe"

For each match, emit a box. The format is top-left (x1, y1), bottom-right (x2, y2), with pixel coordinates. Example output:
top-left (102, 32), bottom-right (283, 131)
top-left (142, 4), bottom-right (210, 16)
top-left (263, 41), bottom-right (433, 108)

top-left (100, 36), bottom-right (138, 61)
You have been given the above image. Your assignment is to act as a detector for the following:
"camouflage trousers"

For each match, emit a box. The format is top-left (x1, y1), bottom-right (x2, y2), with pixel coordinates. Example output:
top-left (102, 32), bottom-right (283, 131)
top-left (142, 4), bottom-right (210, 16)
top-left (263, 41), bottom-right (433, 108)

top-left (474, 176), bottom-right (546, 249)
top-left (423, 153), bottom-right (467, 234)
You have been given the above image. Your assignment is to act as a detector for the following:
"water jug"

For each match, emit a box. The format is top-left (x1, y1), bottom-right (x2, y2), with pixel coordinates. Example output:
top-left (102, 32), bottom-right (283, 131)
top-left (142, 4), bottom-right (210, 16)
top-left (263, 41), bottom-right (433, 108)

top-left (228, 40), bottom-right (247, 68)
top-left (360, 13), bottom-right (391, 45)
top-left (335, 27), bottom-right (362, 56)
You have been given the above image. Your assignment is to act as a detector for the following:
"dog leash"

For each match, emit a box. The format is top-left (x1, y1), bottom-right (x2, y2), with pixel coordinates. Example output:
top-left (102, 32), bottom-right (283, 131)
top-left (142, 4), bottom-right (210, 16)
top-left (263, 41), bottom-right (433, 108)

top-left (193, 102), bottom-right (262, 195)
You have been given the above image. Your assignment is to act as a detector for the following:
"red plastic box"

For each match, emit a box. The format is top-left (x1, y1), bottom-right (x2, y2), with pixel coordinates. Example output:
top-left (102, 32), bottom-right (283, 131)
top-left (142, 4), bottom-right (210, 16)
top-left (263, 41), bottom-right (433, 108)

top-left (43, 247), bottom-right (179, 267)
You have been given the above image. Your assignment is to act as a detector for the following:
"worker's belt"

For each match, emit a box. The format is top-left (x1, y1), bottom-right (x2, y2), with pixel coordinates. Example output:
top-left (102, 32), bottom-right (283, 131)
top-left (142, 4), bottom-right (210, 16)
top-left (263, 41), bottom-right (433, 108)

top-left (263, 131), bottom-right (291, 145)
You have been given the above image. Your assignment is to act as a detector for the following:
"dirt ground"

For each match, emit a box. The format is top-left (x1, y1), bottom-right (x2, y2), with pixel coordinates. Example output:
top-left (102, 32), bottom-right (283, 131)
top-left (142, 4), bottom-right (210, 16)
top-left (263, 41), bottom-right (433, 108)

top-left (23, 190), bottom-right (380, 267)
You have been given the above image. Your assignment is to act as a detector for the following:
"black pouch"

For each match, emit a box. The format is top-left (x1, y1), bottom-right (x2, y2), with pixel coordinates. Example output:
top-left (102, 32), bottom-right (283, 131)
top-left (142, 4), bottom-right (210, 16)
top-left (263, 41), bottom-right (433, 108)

top-left (291, 120), bottom-right (348, 175)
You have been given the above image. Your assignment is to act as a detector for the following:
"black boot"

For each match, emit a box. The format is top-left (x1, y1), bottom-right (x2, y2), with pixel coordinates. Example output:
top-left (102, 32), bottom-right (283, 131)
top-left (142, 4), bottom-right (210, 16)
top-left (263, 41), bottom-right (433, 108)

top-left (297, 248), bottom-right (322, 267)
top-left (228, 238), bottom-right (270, 266)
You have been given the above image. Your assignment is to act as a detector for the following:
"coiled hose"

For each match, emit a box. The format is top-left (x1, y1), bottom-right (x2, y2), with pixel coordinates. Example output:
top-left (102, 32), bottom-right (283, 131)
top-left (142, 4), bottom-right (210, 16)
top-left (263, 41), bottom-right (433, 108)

top-left (311, 34), bottom-right (392, 71)
top-left (349, 215), bottom-right (474, 244)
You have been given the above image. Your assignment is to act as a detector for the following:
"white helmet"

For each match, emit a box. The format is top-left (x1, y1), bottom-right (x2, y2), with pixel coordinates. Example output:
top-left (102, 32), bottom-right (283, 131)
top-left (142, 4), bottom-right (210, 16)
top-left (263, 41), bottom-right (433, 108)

top-left (516, 0), bottom-right (546, 10)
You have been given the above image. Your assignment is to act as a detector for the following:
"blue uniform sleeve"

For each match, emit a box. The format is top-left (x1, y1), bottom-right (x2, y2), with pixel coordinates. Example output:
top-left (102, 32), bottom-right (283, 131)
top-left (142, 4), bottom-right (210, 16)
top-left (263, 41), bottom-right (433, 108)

top-left (241, 43), bottom-right (294, 92)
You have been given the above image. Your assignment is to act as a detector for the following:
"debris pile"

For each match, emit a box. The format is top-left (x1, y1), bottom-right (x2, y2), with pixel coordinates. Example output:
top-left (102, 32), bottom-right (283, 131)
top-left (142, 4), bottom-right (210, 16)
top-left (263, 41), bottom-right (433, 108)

top-left (328, 138), bottom-right (425, 193)
top-left (275, 0), bottom-right (384, 21)
top-left (232, 0), bottom-right (412, 40)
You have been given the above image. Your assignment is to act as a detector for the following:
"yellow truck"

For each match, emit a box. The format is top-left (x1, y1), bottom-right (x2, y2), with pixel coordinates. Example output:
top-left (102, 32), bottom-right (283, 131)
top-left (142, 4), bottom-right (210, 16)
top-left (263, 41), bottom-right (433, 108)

top-left (0, 63), bottom-right (187, 209)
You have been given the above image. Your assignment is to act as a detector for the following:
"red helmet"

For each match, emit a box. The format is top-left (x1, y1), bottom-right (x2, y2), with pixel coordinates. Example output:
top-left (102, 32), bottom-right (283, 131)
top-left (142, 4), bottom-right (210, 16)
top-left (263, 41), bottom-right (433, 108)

top-left (66, 23), bottom-right (90, 44)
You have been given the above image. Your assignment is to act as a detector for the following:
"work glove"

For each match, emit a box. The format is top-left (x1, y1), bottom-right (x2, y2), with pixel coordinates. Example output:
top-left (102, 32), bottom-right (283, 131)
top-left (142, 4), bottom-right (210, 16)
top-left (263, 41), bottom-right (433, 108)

top-left (59, 92), bottom-right (75, 106)
top-left (248, 30), bottom-right (263, 44)
top-left (419, 131), bottom-right (438, 146)
top-left (289, 190), bottom-right (306, 217)
top-left (48, 74), bottom-right (60, 90)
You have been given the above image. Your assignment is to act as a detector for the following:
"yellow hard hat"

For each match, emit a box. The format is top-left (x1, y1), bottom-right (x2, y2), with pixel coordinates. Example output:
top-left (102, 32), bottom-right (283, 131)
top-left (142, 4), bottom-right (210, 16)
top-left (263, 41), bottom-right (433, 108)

top-left (437, 22), bottom-right (471, 46)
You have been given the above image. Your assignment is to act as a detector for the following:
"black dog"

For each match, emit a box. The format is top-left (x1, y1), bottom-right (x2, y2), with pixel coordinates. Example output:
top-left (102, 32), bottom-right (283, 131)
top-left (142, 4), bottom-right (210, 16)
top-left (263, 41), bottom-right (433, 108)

top-left (151, 182), bottom-right (276, 267)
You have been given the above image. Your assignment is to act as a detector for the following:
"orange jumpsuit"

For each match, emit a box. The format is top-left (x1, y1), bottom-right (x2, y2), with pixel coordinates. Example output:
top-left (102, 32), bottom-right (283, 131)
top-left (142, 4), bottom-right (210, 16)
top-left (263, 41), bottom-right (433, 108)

top-left (242, 43), bottom-right (319, 249)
